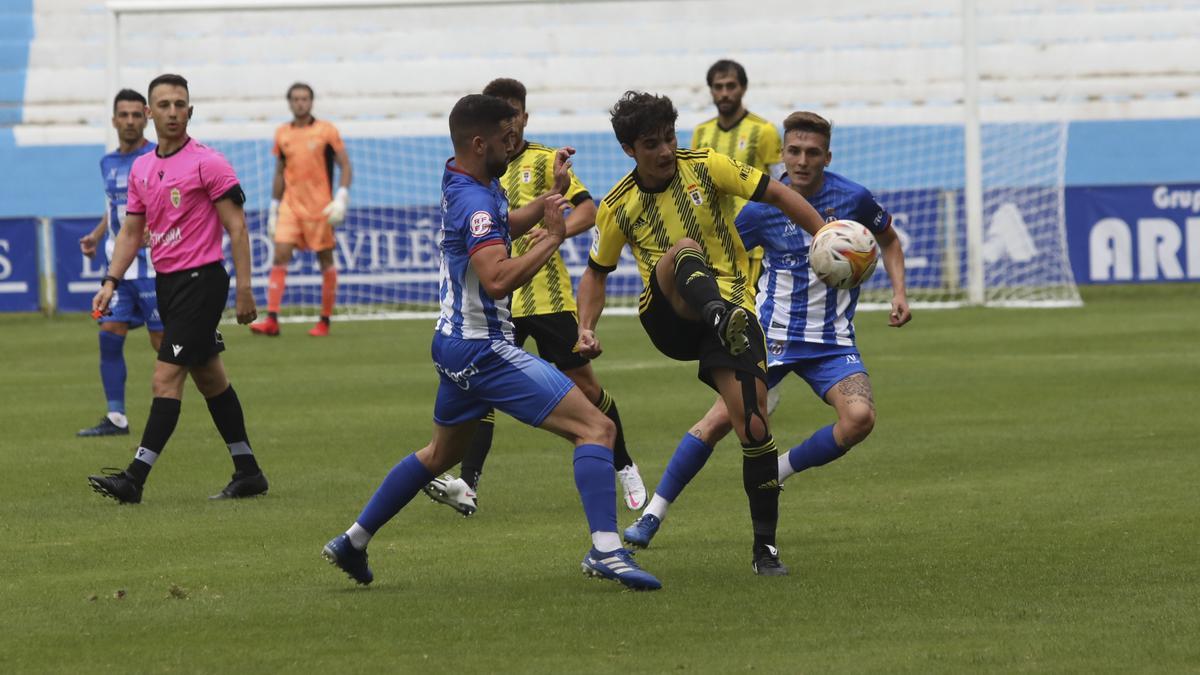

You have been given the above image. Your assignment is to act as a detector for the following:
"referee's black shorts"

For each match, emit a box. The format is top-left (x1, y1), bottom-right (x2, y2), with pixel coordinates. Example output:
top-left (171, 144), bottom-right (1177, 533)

top-left (154, 261), bottom-right (228, 366)
top-left (513, 311), bottom-right (590, 372)
top-left (639, 269), bottom-right (767, 391)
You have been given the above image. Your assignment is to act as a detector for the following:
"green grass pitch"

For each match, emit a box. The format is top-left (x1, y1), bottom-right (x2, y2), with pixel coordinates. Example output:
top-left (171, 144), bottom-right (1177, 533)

top-left (1, 284), bottom-right (1196, 673)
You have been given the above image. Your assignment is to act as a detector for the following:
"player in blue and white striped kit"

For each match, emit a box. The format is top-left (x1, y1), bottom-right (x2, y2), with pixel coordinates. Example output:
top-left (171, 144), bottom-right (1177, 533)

top-left (323, 94), bottom-right (660, 591)
top-left (624, 111), bottom-right (912, 555)
top-left (77, 89), bottom-right (162, 437)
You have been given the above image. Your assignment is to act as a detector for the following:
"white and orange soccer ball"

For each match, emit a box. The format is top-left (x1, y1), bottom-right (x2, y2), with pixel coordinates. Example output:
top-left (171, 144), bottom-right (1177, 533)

top-left (808, 220), bottom-right (880, 290)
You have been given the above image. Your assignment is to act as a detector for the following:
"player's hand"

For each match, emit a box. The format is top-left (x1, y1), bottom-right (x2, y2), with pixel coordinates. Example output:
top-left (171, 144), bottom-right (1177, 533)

top-left (522, 227), bottom-right (552, 245)
top-left (92, 285), bottom-right (114, 317)
top-left (267, 199), bottom-right (279, 237)
top-left (552, 146), bottom-right (576, 195)
top-left (575, 328), bottom-right (602, 359)
top-left (542, 194), bottom-right (568, 242)
top-left (323, 187), bottom-right (349, 228)
top-left (889, 295), bottom-right (912, 327)
top-left (234, 286), bottom-right (257, 325)
top-left (79, 233), bottom-right (98, 258)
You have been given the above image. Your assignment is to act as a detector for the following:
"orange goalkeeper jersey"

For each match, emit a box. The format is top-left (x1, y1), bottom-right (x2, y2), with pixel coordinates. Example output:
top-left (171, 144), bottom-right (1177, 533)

top-left (273, 119), bottom-right (345, 222)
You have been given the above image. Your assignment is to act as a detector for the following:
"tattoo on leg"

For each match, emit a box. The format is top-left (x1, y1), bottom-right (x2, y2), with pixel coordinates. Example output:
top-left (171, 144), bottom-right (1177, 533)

top-left (836, 374), bottom-right (875, 409)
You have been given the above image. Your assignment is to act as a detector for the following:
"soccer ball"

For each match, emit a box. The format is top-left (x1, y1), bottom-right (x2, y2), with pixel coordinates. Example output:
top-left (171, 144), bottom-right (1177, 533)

top-left (808, 220), bottom-right (879, 290)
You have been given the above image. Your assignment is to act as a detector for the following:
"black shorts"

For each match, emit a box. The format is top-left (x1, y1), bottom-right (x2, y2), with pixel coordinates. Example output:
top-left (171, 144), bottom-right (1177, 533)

top-left (154, 261), bottom-right (229, 366)
top-left (513, 311), bottom-right (589, 371)
top-left (639, 270), bottom-right (767, 391)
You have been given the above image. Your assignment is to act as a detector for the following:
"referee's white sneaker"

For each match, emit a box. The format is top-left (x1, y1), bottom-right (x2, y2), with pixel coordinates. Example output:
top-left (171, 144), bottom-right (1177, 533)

top-left (617, 464), bottom-right (646, 511)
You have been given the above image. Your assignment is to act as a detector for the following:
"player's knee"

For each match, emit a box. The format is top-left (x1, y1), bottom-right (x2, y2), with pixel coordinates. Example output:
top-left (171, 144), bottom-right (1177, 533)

top-left (579, 409), bottom-right (616, 448)
top-left (839, 404), bottom-right (875, 446)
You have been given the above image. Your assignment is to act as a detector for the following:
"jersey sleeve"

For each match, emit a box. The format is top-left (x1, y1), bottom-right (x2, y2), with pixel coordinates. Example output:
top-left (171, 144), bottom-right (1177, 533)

top-left (325, 123), bottom-right (346, 154)
top-left (564, 167), bottom-right (591, 207)
top-left (587, 202), bottom-right (628, 273)
top-left (734, 202), bottom-right (766, 250)
top-left (125, 162), bottom-right (146, 215)
top-left (853, 187), bottom-right (892, 233)
top-left (758, 123), bottom-right (783, 175)
top-left (704, 149), bottom-right (768, 202)
top-left (199, 150), bottom-right (242, 202)
top-left (456, 191), bottom-right (506, 256)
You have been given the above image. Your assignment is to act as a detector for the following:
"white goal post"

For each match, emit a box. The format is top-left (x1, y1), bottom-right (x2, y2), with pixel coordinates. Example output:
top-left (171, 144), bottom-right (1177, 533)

top-left (106, 0), bottom-right (1082, 320)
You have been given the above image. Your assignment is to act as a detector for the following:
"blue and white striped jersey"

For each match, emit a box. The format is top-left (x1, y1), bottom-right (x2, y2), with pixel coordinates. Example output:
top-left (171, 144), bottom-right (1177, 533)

top-left (435, 160), bottom-right (515, 342)
top-left (101, 142), bottom-right (157, 280)
top-left (736, 171), bottom-right (890, 353)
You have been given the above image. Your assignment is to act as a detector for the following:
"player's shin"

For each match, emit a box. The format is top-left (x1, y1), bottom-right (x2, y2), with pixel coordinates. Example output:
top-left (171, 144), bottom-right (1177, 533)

top-left (595, 390), bottom-right (633, 470)
top-left (205, 385), bottom-right (260, 474)
top-left (742, 438), bottom-right (781, 550)
top-left (320, 267), bottom-right (337, 322)
top-left (649, 433), bottom-right (715, 520)
top-left (355, 453), bottom-right (435, 538)
top-left (672, 248), bottom-right (724, 319)
top-left (572, 444), bottom-right (621, 552)
top-left (778, 424), bottom-right (847, 482)
top-left (459, 411), bottom-right (495, 490)
top-left (98, 331), bottom-right (127, 418)
top-left (127, 397), bottom-right (182, 483)
top-left (266, 265), bottom-right (287, 316)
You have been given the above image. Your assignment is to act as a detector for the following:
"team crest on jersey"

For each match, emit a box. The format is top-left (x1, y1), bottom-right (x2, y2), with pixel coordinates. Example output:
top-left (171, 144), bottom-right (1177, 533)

top-left (469, 210), bottom-right (494, 236)
top-left (686, 183), bottom-right (703, 206)
top-left (824, 207), bottom-right (837, 222)
top-left (170, 188), bottom-right (181, 208)
top-left (307, 140), bottom-right (319, 151)
top-left (737, 135), bottom-right (748, 150)
top-left (521, 166), bottom-right (533, 184)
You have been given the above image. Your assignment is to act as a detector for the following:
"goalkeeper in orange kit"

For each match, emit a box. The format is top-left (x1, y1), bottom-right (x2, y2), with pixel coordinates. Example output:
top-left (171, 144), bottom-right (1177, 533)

top-left (250, 82), bottom-right (353, 337)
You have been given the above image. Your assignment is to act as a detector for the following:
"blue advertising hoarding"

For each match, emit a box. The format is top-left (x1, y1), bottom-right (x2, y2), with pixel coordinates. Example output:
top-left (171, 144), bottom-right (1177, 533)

top-left (1066, 184), bottom-right (1200, 283)
top-left (0, 218), bottom-right (40, 311)
top-left (54, 217), bottom-right (107, 312)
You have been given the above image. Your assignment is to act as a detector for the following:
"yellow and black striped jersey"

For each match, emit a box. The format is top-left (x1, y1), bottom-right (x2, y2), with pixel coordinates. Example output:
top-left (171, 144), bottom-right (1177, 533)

top-left (692, 111), bottom-right (782, 176)
top-left (693, 111), bottom-right (781, 266)
top-left (504, 141), bottom-right (592, 318)
top-left (589, 148), bottom-right (768, 315)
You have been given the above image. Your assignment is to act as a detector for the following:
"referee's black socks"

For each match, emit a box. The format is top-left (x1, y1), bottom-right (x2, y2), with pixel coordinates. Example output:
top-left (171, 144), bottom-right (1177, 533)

top-left (206, 385), bottom-right (260, 475)
top-left (673, 248), bottom-right (724, 321)
top-left (742, 437), bottom-right (781, 550)
top-left (126, 397), bottom-right (181, 484)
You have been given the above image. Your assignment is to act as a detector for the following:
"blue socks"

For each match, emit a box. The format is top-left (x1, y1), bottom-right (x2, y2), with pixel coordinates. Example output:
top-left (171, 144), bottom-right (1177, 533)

top-left (656, 434), bottom-right (715, 502)
top-left (781, 424), bottom-right (847, 479)
top-left (572, 444), bottom-right (617, 534)
top-left (98, 331), bottom-right (126, 414)
top-left (356, 453), bottom-right (434, 535)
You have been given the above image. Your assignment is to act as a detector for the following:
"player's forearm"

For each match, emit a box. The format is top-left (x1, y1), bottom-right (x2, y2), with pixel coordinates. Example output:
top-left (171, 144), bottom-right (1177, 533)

top-left (508, 196), bottom-right (548, 237)
top-left (764, 180), bottom-right (825, 236)
top-left (90, 215), bottom-right (108, 241)
top-left (106, 223), bottom-right (143, 278)
top-left (564, 200), bottom-right (597, 239)
top-left (576, 268), bottom-right (607, 331)
top-left (881, 236), bottom-right (907, 297)
top-left (492, 236), bottom-right (562, 296)
top-left (271, 169), bottom-right (285, 201)
top-left (338, 157), bottom-right (353, 189)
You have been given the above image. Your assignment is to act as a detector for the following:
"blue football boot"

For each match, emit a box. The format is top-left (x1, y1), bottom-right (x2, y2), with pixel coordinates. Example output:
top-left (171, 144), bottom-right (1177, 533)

top-left (622, 513), bottom-right (661, 549)
top-left (581, 547), bottom-right (662, 591)
top-left (322, 534), bottom-right (373, 585)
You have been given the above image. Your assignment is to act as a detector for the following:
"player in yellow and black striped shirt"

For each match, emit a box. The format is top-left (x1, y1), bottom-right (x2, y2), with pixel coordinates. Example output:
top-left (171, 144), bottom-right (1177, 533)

top-left (693, 59), bottom-right (784, 291)
top-left (576, 91), bottom-right (825, 576)
top-left (421, 79), bottom-right (646, 517)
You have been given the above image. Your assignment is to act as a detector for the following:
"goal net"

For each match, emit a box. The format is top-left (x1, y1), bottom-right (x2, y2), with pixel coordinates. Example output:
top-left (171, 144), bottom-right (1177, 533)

top-left (108, 0), bottom-right (1081, 319)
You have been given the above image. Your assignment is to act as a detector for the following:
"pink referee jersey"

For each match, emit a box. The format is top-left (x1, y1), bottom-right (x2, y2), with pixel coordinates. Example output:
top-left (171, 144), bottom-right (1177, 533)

top-left (126, 137), bottom-right (241, 274)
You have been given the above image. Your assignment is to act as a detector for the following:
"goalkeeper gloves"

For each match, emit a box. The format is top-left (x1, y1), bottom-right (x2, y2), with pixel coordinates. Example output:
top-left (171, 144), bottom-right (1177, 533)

top-left (267, 199), bottom-right (279, 237)
top-left (323, 186), bottom-right (349, 227)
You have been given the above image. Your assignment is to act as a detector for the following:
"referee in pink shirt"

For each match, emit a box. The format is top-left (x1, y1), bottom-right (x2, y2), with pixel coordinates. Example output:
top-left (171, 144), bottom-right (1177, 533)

top-left (89, 74), bottom-right (269, 504)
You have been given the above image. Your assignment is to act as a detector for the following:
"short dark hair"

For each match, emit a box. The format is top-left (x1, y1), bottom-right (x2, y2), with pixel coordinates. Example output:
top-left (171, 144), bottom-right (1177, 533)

top-left (147, 73), bottom-right (188, 100)
top-left (287, 82), bottom-right (314, 100)
top-left (482, 78), bottom-right (526, 108)
top-left (783, 111), bottom-right (833, 146)
top-left (706, 59), bottom-right (748, 88)
top-left (112, 89), bottom-right (146, 113)
top-left (448, 94), bottom-right (517, 150)
top-left (609, 91), bottom-right (677, 147)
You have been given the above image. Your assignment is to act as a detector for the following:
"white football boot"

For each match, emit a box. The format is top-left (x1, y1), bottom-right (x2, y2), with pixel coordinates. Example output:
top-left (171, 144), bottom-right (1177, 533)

top-left (616, 464), bottom-right (647, 510)
top-left (422, 474), bottom-right (477, 517)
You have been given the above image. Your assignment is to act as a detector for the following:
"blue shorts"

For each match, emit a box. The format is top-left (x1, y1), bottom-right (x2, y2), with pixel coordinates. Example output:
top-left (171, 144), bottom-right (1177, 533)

top-left (102, 277), bottom-right (162, 331)
top-left (766, 343), bottom-right (868, 400)
top-left (431, 334), bottom-right (575, 427)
